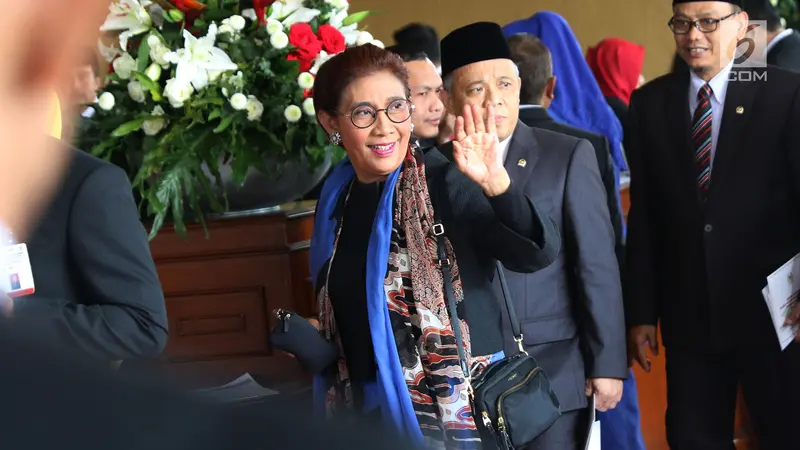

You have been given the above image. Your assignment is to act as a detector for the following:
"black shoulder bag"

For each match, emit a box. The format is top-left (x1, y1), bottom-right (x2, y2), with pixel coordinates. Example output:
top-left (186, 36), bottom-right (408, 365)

top-left (431, 188), bottom-right (561, 449)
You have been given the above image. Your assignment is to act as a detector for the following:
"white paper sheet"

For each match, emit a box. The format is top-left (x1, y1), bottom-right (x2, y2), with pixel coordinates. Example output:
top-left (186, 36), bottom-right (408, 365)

top-left (585, 394), bottom-right (601, 450)
top-left (762, 252), bottom-right (800, 350)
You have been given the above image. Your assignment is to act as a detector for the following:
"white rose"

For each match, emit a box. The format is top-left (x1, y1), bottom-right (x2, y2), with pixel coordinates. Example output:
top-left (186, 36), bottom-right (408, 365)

top-left (144, 63), bottom-right (162, 81)
top-left (127, 81), bottom-right (146, 103)
top-left (302, 97), bottom-right (315, 116)
top-left (265, 19), bottom-right (283, 36)
top-left (218, 23), bottom-right (236, 36)
top-left (97, 92), bottom-right (115, 111)
top-left (229, 93), bottom-right (248, 110)
top-left (241, 8), bottom-right (257, 21)
top-left (270, 30), bottom-right (289, 49)
top-left (356, 31), bottom-right (373, 46)
top-left (369, 39), bottom-right (384, 49)
top-left (284, 104), bottom-right (302, 123)
top-left (297, 72), bottom-right (315, 89)
top-left (112, 53), bottom-right (136, 80)
top-left (246, 95), bottom-right (264, 121)
top-left (164, 78), bottom-right (194, 108)
top-left (227, 15), bottom-right (246, 31)
top-left (142, 106), bottom-right (167, 136)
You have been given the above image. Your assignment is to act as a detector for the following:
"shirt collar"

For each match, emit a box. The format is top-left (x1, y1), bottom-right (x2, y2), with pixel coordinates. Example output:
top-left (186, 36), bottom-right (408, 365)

top-left (690, 60), bottom-right (734, 106)
top-left (767, 29), bottom-right (794, 53)
top-left (498, 134), bottom-right (512, 164)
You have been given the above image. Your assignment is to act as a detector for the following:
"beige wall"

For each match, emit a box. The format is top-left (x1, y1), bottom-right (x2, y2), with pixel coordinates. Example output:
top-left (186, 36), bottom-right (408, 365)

top-left (349, 0), bottom-right (679, 81)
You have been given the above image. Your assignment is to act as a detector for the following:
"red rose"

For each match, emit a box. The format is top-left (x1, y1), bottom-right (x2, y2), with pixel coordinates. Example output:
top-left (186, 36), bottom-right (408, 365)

top-left (289, 23), bottom-right (323, 62)
top-left (287, 53), bottom-right (312, 73)
top-left (317, 25), bottom-right (345, 54)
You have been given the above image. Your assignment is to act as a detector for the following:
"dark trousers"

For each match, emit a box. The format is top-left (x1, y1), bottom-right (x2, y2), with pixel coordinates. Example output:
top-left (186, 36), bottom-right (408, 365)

top-left (665, 341), bottom-right (800, 450)
top-left (522, 407), bottom-right (590, 450)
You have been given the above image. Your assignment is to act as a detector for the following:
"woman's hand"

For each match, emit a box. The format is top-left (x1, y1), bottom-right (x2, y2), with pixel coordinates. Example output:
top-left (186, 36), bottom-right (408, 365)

top-left (452, 104), bottom-right (511, 197)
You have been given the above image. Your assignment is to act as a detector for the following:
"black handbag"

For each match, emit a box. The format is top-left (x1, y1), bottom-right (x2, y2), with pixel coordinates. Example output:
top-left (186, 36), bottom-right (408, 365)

top-left (269, 309), bottom-right (339, 374)
top-left (432, 221), bottom-right (561, 449)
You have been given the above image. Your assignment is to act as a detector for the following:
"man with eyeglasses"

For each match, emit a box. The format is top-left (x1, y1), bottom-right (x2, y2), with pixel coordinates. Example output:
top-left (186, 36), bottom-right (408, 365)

top-left (625, 1), bottom-right (800, 448)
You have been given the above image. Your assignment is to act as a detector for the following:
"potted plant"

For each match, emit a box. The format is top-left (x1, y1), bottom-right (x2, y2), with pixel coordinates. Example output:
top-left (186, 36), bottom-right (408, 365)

top-left (79, 0), bottom-right (380, 238)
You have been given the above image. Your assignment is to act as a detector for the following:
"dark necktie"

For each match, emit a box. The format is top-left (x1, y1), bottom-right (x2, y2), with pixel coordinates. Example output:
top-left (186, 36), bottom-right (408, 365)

top-left (692, 84), bottom-right (713, 199)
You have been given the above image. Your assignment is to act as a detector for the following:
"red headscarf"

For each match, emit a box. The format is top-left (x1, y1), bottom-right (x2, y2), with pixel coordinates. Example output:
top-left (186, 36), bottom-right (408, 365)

top-left (586, 38), bottom-right (645, 105)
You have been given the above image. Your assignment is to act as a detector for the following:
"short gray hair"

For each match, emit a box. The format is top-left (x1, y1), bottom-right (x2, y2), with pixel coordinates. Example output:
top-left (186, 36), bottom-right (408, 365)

top-left (443, 63), bottom-right (520, 93)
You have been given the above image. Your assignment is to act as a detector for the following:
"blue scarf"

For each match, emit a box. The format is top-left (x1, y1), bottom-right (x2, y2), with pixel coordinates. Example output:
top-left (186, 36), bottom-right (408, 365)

top-left (503, 11), bottom-right (627, 173)
top-left (309, 158), bottom-right (424, 445)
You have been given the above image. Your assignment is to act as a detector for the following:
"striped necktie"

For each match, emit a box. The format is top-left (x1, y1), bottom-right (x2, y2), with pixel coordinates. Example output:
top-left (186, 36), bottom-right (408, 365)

top-left (692, 84), bottom-right (713, 200)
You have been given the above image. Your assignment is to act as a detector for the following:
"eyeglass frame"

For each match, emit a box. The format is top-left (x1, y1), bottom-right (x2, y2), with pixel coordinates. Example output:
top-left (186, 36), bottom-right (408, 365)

top-left (667, 11), bottom-right (739, 34)
top-left (338, 99), bottom-right (415, 129)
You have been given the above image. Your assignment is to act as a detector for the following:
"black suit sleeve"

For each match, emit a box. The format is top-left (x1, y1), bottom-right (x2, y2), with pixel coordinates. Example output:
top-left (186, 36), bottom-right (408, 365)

top-left (624, 90), bottom-right (659, 328)
top-left (564, 141), bottom-right (627, 379)
top-left (445, 167), bottom-right (560, 273)
top-left (597, 137), bottom-right (626, 275)
top-left (13, 164), bottom-right (168, 360)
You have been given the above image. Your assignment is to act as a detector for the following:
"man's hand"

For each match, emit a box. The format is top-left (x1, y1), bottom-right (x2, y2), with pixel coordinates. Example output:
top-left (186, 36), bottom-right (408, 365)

top-left (585, 378), bottom-right (623, 412)
top-left (628, 325), bottom-right (659, 371)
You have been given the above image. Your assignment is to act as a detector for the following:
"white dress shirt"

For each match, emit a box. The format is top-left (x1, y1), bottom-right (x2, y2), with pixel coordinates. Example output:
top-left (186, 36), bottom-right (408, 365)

top-left (498, 134), bottom-right (511, 165)
top-left (688, 61), bottom-right (733, 170)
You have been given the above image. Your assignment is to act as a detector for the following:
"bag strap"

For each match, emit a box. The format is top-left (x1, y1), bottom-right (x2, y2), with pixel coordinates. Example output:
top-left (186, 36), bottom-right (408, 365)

top-left (428, 173), bottom-right (527, 384)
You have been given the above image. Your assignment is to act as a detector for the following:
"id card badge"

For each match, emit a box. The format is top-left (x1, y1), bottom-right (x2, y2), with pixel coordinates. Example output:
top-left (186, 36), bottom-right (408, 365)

top-left (3, 244), bottom-right (35, 298)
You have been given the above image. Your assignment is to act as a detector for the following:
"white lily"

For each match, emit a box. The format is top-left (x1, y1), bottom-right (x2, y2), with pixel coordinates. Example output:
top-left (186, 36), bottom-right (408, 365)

top-left (271, 0), bottom-right (304, 19)
top-left (97, 40), bottom-right (121, 63)
top-left (327, 9), bottom-right (359, 45)
top-left (164, 24), bottom-right (238, 91)
top-left (99, 0), bottom-right (153, 50)
top-left (282, 7), bottom-right (321, 27)
top-left (310, 50), bottom-right (333, 75)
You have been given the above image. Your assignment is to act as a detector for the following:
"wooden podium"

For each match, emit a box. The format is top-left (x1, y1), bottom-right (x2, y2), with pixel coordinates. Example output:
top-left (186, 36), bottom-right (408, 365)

top-left (146, 202), bottom-right (317, 389)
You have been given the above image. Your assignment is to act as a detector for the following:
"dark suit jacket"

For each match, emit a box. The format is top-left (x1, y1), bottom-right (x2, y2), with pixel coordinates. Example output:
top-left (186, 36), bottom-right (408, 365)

top-left (625, 66), bottom-right (800, 351)
top-left (439, 123), bottom-right (627, 412)
top-left (315, 149), bottom-right (560, 357)
top-left (767, 31), bottom-right (800, 73)
top-left (519, 106), bottom-right (626, 274)
top-left (13, 146), bottom-right (167, 361)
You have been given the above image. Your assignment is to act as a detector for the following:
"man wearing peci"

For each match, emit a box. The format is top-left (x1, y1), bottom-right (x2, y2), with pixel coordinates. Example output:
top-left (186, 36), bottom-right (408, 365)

top-left (625, 1), bottom-right (800, 448)
top-left (439, 22), bottom-right (627, 449)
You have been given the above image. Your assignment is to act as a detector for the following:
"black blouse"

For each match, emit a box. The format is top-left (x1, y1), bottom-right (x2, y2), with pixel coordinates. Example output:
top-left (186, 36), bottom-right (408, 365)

top-left (326, 172), bottom-right (542, 383)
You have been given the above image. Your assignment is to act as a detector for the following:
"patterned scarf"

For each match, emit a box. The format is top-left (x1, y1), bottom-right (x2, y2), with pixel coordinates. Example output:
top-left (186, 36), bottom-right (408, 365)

top-left (315, 148), bottom-right (493, 449)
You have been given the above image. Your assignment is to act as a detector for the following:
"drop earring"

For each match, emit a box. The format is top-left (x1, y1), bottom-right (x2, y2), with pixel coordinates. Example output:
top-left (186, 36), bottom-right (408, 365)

top-left (329, 131), bottom-right (342, 146)
top-left (410, 123), bottom-right (415, 136)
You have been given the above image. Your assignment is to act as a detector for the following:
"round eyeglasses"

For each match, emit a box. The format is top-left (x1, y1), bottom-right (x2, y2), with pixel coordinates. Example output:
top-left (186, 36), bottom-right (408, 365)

top-left (668, 11), bottom-right (738, 34)
top-left (341, 99), bottom-right (414, 129)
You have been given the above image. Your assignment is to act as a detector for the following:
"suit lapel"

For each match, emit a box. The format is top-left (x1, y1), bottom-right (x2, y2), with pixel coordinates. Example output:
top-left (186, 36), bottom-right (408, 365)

top-left (708, 70), bottom-right (759, 201)
top-left (665, 71), bottom-right (702, 203)
top-left (503, 121), bottom-right (539, 189)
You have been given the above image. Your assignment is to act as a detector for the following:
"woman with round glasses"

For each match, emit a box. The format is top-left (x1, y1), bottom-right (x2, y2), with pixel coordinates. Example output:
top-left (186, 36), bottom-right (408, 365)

top-left (308, 43), bottom-right (559, 448)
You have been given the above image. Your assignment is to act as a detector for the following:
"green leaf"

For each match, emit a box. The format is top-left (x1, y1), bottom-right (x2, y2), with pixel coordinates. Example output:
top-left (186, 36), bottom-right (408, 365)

top-left (132, 71), bottom-right (162, 101)
top-left (208, 108), bottom-right (222, 120)
top-left (137, 36), bottom-right (151, 73)
top-left (105, 73), bottom-right (122, 84)
top-left (111, 118), bottom-right (146, 137)
top-left (213, 115), bottom-right (234, 133)
top-left (315, 125), bottom-right (327, 146)
top-left (203, 9), bottom-right (234, 21)
top-left (342, 11), bottom-right (370, 26)
top-left (207, 0), bottom-right (219, 8)
top-left (284, 125), bottom-right (296, 151)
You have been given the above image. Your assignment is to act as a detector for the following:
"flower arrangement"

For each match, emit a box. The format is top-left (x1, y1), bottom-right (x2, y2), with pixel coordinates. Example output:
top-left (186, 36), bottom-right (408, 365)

top-left (79, 0), bottom-right (379, 238)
